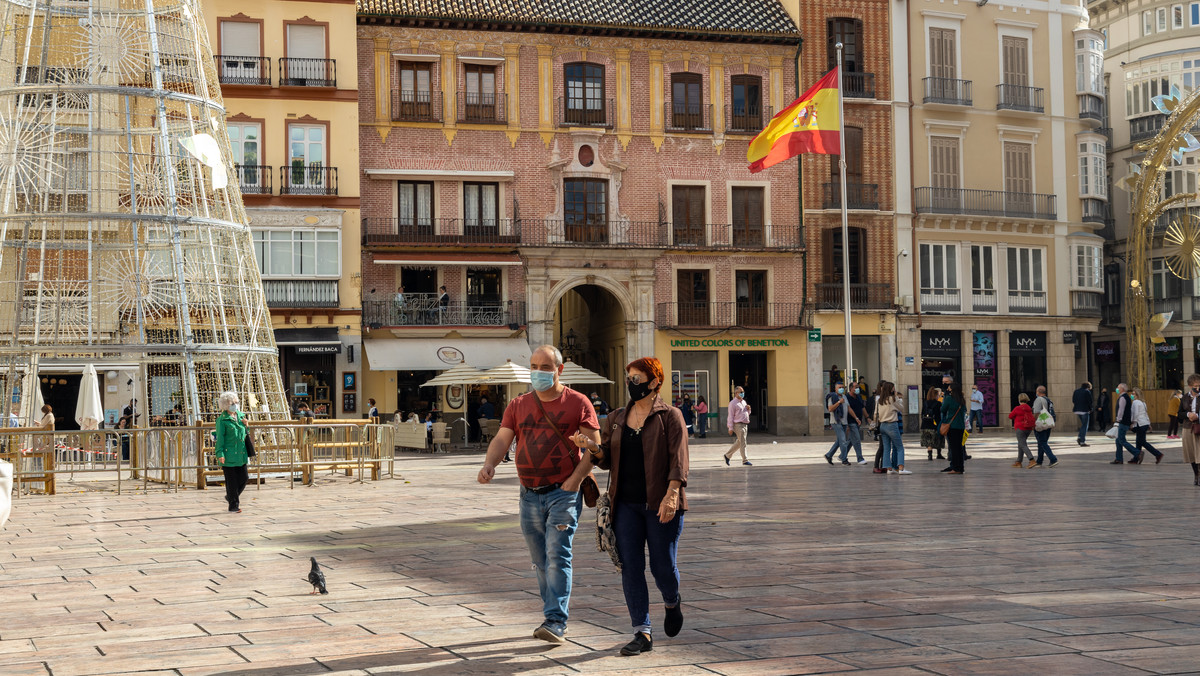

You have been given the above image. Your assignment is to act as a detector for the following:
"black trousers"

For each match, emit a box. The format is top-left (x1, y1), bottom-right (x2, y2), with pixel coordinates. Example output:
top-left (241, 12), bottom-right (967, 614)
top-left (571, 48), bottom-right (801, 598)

top-left (946, 429), bottom-right (966, 472)
top-left (222, 465), bottom-right (248, 510)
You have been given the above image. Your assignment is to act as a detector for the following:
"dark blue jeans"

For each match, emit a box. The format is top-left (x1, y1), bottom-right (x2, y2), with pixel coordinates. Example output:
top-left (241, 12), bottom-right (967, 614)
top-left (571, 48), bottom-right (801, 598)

top-left (614, 499), bottom-right (684, 633)
top-left (1115, 423), bottom-right (1140, 461)
top-left (1034, 429), bottom-right (1057, 464)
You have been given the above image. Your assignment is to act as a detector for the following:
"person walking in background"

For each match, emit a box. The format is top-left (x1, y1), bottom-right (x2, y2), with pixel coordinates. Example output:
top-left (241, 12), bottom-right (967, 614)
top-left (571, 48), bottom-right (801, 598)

top-left (1167, 389), bottom-right (1183, 439)
top-left (214, 391), bottom-right (249, 513)
top-left (437, 285), bottom-right (450, 323)
top-left (877, 381), bottom-right (908, 474)
top-left (694, 396), bottom-right (708, 438)
top-left (940, 383), bottom-right (968, 474)
top-left (679, 394), bottom-right (695, 437)
top-left (969, 384), bottom-right (984, 434)
top-left (1072, 382), bottom-right (1093, 447)
top-left (824, 381), bottom-right (854, 466)
top-left (1031, 386), bottom-right (1060, 468)
top-left (844, 385), bottom-right (867, 465)
top-left (571, 357), bottom-right (688, 656)
top-left (724, 386), bottom-right (751, 466)
top-left (1130, 388), bottom-right (1164, 464)
top-left (1009, 393), bottom-right (1036, 467)
top-left (1096, 386), bottom-right (1112, 432)
top-left (1111, 383), bottom-right (1141, 464)
top-left (920, 387), bottom-right (944, 462)
top-left (368, 398), bottom-right (379, 420)
top-left (1181, 375), bottom-right (1200, 485)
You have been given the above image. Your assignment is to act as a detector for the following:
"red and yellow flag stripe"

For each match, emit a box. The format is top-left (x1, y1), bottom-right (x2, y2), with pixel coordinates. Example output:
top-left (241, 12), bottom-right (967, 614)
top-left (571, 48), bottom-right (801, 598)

top-left (747, 69), bottom-right (841, 173)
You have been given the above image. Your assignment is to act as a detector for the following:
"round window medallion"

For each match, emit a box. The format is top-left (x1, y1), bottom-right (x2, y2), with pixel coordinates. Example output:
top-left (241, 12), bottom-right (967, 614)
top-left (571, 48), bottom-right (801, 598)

top-left (578, 145), bottom-right (594, 167)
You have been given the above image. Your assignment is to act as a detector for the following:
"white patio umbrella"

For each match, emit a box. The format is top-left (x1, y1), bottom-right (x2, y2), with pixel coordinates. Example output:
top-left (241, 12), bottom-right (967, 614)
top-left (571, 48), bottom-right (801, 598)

top-left (420, 361), bottom-right (484, 387)
top-left (475, 360), bottom-right (531, 384)
top-left (18, 369), bottom-right (44, 426)
top-left (559, 360), bottom-right (613, 385)
top-left (0, 459), bottom-right (10, 529)
top-left (75, 364), bottom-right (104, 430)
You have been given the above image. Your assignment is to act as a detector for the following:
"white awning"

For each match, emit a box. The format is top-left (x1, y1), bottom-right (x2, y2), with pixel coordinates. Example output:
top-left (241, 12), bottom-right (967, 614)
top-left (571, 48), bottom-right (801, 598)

top-left (365, 337), bottom-right (532, 371)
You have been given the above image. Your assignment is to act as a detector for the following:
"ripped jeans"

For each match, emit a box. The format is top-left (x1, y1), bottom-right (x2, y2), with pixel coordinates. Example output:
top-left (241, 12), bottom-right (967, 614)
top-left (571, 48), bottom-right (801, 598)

top-left (519, 486), bottom-right (582, 630)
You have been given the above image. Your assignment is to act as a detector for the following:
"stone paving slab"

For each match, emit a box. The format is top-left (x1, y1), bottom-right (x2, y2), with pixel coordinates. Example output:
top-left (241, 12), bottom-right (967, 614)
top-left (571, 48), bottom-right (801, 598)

top-left (2, 434), bottom-right (1200, 674)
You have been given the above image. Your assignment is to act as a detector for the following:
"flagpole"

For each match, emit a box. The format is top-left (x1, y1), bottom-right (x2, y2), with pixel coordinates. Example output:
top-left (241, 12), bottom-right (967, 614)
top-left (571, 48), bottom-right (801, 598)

top-left (836, 43), bottom-right (853, 385)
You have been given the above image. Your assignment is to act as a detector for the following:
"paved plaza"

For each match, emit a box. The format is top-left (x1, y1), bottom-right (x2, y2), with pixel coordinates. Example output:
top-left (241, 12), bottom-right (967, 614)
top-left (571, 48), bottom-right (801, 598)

top-left (3, 431), bottom-right (1200, 675)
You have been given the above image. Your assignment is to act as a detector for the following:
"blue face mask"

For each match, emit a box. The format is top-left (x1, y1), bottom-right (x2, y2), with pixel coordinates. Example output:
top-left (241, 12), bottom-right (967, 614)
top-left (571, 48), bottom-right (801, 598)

top-left (530, 370), bottom-right (556, 392)
top-left (837, 387), bottom-right (845, 395)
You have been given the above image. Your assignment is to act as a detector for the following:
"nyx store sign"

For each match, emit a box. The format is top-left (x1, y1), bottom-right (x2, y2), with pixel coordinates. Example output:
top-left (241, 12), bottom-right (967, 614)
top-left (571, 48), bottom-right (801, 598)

top-left (921, 330), bottom-right (961, 358)
top-left (1009, 331), bottom-right (1045, 356)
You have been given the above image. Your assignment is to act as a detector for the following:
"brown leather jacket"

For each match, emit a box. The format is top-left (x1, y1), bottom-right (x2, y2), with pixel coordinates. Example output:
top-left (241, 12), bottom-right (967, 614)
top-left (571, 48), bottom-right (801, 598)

top-left (1181, 391), bottom-right (1200, 425)
top-left (596, 395), bottom-right (689, 510)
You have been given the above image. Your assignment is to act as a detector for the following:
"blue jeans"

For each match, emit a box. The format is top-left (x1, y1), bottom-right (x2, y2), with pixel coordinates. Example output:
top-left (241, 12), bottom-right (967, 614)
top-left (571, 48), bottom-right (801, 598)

top-left (880, 421), bottom-right (904, 468)
top-left (844, 423), bottom-right (864, 462)
top-left (614, 500), bottom-right (684, 633)
top-left (519, 486), bottom-right (582, 629)
top-left (1076, 413), bottom-right (1090, 443)
top-left (970, 409), bottom-right (983, 432)
top-left (1034, 429), bottom-right (1057, 464)
top-left (1134, 425), bottom-right (1162, 458)
top-left (825, 423), bottom-right (849, 459)
top-left (1115, 423), bottom-right (1140, 460)
top-left (697, 414), bottom-right (707, 436)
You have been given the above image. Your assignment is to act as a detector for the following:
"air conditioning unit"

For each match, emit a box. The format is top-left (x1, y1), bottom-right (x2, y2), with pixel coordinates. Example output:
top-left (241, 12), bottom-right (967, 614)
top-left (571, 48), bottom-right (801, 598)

top-left (894, 295), bottom-right (914, 311)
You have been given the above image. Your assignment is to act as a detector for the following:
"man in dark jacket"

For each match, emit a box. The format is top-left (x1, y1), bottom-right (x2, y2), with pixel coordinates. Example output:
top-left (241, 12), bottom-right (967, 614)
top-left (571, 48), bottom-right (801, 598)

top-left (1072, 382), bottom-right (1093, 447)
top-left (1095, 387), bottom-right (1111, 431)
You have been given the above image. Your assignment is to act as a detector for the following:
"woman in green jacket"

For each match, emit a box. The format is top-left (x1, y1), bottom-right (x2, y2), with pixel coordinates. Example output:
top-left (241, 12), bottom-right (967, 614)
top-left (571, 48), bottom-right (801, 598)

top-left (940, 383), bottom-right (968, 474)
top-left (215, 391), bottom-right (249, 512)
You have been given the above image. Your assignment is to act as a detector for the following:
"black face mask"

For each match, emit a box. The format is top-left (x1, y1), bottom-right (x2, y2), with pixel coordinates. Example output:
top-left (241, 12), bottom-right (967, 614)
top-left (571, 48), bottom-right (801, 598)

top-left (627, 379), bottom-right (654, 402)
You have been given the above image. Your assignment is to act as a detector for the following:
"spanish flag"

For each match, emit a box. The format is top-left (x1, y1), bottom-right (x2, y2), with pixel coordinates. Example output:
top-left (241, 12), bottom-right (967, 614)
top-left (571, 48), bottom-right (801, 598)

top-left (747, 69), bottom-right (840, 173)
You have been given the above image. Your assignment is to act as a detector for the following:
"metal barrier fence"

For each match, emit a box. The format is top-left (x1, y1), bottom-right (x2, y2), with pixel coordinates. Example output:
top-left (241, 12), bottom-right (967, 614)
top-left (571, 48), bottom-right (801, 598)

top-left (0, 422), bottom-right (395, 497)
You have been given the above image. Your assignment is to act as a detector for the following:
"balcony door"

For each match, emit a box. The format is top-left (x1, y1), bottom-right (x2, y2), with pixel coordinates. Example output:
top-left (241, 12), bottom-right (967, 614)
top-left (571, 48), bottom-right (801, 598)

top-left (731, 186), bottom-right (764, 247)
top-left (672, 185), bottom-right (705, 245)
top-left (970, 245), bottom-right (997, 311)
top-left (730, 75), bottom-right (762, 131)
top-left (1003, 142), bottom-right (1033, 216)
top-left (218, 21), bottom-right (261, 83)
top-left (464, 64), bottom-right (497, 122)
top-left (463, 182), bottom-right (498, 236)
top-left (397, 181), bottom-right (434, 233)
top-left (677, 269), bottom-right (709, 325)
top-left (736, 270), bottom-right (766, 326)
top-left (228, 122), bottom-right (261, 190)
top-left (1001, 36), bottom-right (1030, 106)
top-left (288, 123), bottom-right (325, 191)
top-left (830, 126), bottom-right (863, 206)
top-left (397, 62), bottom-right (432, 120)
top-left (929, 28), bottom-right (957, 80)
top-left (467, 268), bottom-right (501, 307)
top-left (671, 73), bottom-right (703, 129)
top-left (564, 178), bottom-right (607, 243)
top-left (564, 62), bottom-right (604, 125)
top-left (930, 136), bottom-right (960, 210)
top-left (285, 23), bottom-right (327, 85)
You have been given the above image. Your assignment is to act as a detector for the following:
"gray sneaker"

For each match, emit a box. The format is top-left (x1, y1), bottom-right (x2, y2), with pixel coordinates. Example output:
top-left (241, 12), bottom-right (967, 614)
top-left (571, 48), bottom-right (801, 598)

top-left (533, 621), bottom-right (566, 643)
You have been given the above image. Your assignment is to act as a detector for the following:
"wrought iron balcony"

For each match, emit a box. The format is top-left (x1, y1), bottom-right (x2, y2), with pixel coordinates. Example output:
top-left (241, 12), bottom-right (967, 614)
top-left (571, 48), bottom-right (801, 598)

top-left (1102, 303), bottom-right (1123, 326)
top-left (822, 182), bottom-right (880, 210)
top-left (920, 288), bottom-right (961, 313)
top-left (1078, 94), bottom-right (1104, 124)
top-left (996, 84), bottom-right (1044, 113)
top-left (814, 283), bottom-right (893, 310)
top-left (1099, 126), bottom-right (1112, 148)
top-left (458, 92), bottom-right (506, 124)
top-left (364, 299), bottom-right (526, 328)
top-left (392, 90), bottom-right (441, 122)
top-left (1071, 290), bottom-right (1102, 317)
top-left (1130, 114), bottom-right (1166, 143)
top-left (279, 165), bottom-right (338, 196)
top-left (214, 55), bottom-right (270, 85)
top-left (655, 302), bottom-right (808, 329)
top-left (922, 77), bottom-right (972, 106)
top-left (725, 103), bottom-right (771, 134)
top-left (1082, 198), bottom-right (1109, 225)
top-left (557, 97), bottom-right (613, 127)
top-left (264, 280), bottom-right (338, 308)
top-left (1008, 290), bottom-right (1047, 314)
top-left (843, 72), bottom-right (876, 99)
top-left (234, 164), bottom-right (272, 195)
top-left (279, 57), bottom-right (335, 87)
top-left (362, 218), bottom-right (521, 246)
top-left (666, 102), bottom-right (712, 133)
top-left (971, 289), bottom-right (998, 313)
top-left (915, 187), bottom-right (1056, 220)
top-left (515, 220), bottom-right (803, 250)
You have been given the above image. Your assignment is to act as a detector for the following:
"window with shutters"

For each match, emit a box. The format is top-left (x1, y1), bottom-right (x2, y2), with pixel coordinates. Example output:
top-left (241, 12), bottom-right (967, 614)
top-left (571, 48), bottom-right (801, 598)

top-left (735, 270), bottom-right (767, 326)
top-left (827, 18), bottom-right (863, 72)
top-left (1000, 36), bottom-right (1031, 109)
top-left (730, 75), bottom-right (763, 131)
top-left (731, 187), bottom-right (764, 247)
top-left (926, 27), bottom-right (964, 103)
top-left (1003, 142), bottom-right (1033, 215)
top-left (563, 178), bottom-right (608, 243)
top-left (217, 21), bottom-right (265, 84)
top-left (823, 227), bottom-right (866, 285)
top-left (676, 270), bottom-right (710, 325)
top-left (830, 126), bottom-right (866, 208)
top-left (670, 73), bottom-right (705, 130)
top-left (929, 136), bottom-right (961, 210)
top-left (672, 185), bottom-right (706, 246)
top-left (283, 22), bottom-right (332, 86)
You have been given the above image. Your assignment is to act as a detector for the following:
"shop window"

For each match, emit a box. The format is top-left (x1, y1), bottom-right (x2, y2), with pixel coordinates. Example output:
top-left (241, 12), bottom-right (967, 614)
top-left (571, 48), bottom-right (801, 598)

top-left (676, 269), bottom-right (710, 325)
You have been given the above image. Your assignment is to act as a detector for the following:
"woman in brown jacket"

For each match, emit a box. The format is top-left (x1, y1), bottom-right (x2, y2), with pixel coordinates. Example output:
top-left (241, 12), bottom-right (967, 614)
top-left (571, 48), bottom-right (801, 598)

top-left (1181, 374), bottom-right (1200, 485)
top-left (572, 356), bottom-right (688, 656)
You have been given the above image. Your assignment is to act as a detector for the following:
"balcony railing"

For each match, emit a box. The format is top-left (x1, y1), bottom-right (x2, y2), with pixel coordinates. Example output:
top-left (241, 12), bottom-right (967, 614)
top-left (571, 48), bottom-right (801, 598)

top-left (557, 97), bottom-right (613, 127)
top-left (814, 283), bottom-right (893, 310)
top-left (214, 55), bottom-right (270, 85)
top-left (971, 289), bottom-right (998, 313)
top-left (996, 83), bottom-right (1044, 113)
top-left (1071, 290), bottom-right (1102, 317)
top-left (1099, 126), bottom-right (1112, 148)
top-left (666, 102), bottom-right (712, 132)
top-left (392, 90), bottom-right (441, 122)
top-left (726, 103), bottom-right (772, 134)
top-left (920, 288), bottom-right (961, 313)
top-left (362, 218), bottom-right (521, 246)
top-left (279, 57), bottom-right (335, 87)
top-left (457, 92), bottom-right (506, 124)
top-left (843, 72), bottom-right (876, 99)
top-left (515, 220), bottom-right (803, 250)
top-left (1153, 297), bottom-right (1182, 317)
top-left (1078, 94), bottom-right (1104, 123)
top-left (1082, 198), bottom-right (1109, 225)
top-left (364, 299), bottom-right (525, 328)
top-left (915, 187), bottom-right (1056, 220)
top-left (234, 164), bottom-right (272, 195)
top-left (1130, 114), bottom-right (1165, 143)
top-left (264, 280), bottom-right (338, 308)
top-left (1102, 304), bottom-right (1123, 326)
top-left (822, 182), bottom-right (880, 210)
top-left (279, 165), bottom-right (337, 196)
top-left (922, 77), bottom-right (972, 106)
top-left (1008, 290), bottom-right (1047, 314)
top-left (655, 302), bottom-right (808, 329)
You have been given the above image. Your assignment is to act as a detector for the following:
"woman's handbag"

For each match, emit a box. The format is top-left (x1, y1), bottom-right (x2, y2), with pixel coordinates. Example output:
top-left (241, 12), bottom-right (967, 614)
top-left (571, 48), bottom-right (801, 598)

top-left (533, 394), bottom-right (599, 507)
top-left (938, 422), bottom-right (950, 436)
top-left (595, 488), bottom-right (621, 571)
top-left (244, 433), bottom-right (256, 458)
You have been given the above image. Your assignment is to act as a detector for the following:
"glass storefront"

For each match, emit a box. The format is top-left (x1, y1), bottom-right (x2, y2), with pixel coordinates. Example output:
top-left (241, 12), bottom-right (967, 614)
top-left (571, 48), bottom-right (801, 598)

top-left (921, 330), bottom-right (961, 397)
top-left (1155, 337), bottom-right (1184, 390)
top-left (1009, 331), bottom-right (1047, 408)
top-left (972, 330), bottom-right (999, 427)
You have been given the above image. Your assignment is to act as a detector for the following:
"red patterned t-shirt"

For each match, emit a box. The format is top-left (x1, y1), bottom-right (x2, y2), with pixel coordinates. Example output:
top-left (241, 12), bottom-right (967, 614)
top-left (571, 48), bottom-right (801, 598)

top-left (501, 388), bottom-right (599, 488)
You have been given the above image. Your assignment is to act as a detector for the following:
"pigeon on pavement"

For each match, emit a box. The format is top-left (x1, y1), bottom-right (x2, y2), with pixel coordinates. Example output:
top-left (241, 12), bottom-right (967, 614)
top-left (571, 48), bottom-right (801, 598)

top-left (306, 557), bottom-right (328, 595)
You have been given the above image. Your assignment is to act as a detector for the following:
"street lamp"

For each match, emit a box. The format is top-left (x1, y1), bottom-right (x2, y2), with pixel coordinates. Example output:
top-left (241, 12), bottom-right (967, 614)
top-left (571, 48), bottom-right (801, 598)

top-left (561, 329), bottom-right (578, 358)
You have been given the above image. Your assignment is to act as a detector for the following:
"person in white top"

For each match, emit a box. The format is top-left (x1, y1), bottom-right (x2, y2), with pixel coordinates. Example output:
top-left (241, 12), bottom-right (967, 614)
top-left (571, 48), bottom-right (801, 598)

top-left (37, 404), bottom-right (55, 430)
top-left (876, 381), bottom-right (909, 474)
top-left (1129, 388), bottom-right (1163, 464)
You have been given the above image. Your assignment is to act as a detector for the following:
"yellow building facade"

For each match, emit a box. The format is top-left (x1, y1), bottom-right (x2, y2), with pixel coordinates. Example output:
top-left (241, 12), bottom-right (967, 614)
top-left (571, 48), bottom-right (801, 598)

top-left (201, 0), bottom-right (362, 419)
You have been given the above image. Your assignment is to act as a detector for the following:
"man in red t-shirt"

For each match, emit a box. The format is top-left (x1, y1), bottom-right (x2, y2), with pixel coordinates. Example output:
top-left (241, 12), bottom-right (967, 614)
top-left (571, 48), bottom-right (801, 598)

top-left (478, 345), bottom-right (599, 643)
